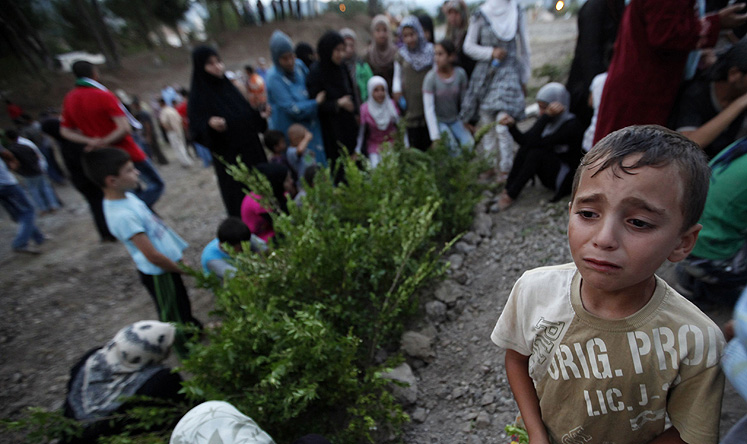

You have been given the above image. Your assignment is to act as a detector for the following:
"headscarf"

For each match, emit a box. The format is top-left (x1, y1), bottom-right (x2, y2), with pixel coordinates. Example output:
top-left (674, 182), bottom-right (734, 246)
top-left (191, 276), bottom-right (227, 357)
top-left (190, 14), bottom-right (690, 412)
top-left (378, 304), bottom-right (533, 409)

top-left (169, 401), bottom-right (275, 444)
top-left (315, 31), bottom-right (353, 102)
top-left (255, 162), bottom-right (290, 213)
top-left (397, 16), bottom-right (435, 72)
top-left (295, 42), bottom-right (315, 69)
top-left (67, 321), bottom-right (176, 420)
top-left (366, 76), bottom-right (398, 130)
top-left (536, 82), bottom-right (575, 137)
top-left (443, 0), bottom-right (469, 47)
top-left (188, 46), bottom-right (264, 161)
top-left (339, 27), bottom-right (357, 42)
top-left (480, 0), bottom-right (519, 41)
top-left (269, 30), bottom-right (294, 68)
top-left (368, 15), bottom-right (396, 73)
top-left (417, 14), bottom-right (435, 43)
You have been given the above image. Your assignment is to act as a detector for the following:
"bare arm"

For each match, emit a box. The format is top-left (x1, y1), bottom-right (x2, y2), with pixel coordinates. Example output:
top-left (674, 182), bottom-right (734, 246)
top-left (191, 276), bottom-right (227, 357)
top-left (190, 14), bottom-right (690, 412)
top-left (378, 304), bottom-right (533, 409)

top-left (98, 115), bottom-right (132, 147)
top-left (646, 426), bottom-right (686, 444)
top-left (505, 349), bottom-right (550, 444)
top-left (680, 92), bottom-right (747, 149)
top-left (130, 232), bottom-right (184, 274)
top-left (60, 126), bottom-right (96, 146)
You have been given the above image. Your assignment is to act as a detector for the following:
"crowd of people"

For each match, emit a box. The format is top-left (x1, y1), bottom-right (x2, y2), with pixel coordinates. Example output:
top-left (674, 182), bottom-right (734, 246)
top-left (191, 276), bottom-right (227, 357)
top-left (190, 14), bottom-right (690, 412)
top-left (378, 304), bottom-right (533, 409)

top-left (2, 0), bottom-right (747, 441)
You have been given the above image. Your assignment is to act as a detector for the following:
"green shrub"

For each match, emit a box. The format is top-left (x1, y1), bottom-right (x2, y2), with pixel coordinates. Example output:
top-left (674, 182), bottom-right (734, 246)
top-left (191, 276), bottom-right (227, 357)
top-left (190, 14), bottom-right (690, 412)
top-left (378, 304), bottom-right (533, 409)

top-left (183, 137), bottom-right (485, 442)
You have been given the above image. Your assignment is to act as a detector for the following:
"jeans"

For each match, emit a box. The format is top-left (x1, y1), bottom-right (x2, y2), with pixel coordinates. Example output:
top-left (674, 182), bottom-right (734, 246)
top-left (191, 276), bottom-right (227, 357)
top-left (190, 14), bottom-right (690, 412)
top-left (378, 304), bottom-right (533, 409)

top-left (193, 142), bottom-right (213, 168)
top-left (133, 159), bottom-right (165, 207)
top-left (0, 184), bottom-right (44, 249)
top-left (438, 120), bottom-right (475, 155)
top-left (22, 175), bottom-right (60, 212)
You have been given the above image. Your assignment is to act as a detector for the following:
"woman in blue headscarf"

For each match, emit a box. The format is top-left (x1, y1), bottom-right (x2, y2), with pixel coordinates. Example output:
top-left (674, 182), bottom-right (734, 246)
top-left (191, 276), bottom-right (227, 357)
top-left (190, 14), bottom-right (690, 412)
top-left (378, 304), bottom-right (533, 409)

top-left (266, 30), bottom-right (327, 166)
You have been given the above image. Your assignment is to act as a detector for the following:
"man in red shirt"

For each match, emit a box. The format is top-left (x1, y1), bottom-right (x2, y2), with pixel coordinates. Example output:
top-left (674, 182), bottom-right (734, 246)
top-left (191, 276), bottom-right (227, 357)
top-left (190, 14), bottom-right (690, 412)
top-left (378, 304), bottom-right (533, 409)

top-left (60, 61), bottom-right (164, 207)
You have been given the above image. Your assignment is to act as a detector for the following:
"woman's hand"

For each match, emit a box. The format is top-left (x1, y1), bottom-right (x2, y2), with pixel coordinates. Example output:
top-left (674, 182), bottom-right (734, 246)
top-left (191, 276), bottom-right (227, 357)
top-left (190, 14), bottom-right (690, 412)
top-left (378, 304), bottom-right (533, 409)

top-left (259, 103), bottom-right (272, 120)
top-left (315, 90), bottom-right (326, 105)
top-left (498, 114), bottom-right (515, 126)
top-left (492, 47), bottom-right (507, 60)
top-left (546, 102), bottom-right (565, 117)
top-left (208, 116), bottom-right (227, 132)
top-left (337, 95), bottom-right (354, 113)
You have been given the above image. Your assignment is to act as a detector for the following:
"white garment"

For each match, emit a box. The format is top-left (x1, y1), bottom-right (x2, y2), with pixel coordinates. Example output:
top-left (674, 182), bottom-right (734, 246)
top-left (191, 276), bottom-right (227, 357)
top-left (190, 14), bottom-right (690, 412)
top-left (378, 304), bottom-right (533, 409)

top-left (582, 72), bottom-right (608, 152)
top-left (480, 0), bottom-right (518, 41)
top-left (166, 130), bottom-right (194, 167)
top-left (170, 401), bottom-right (275, 444)
top-left (479, 111), bottom-right (514, 173)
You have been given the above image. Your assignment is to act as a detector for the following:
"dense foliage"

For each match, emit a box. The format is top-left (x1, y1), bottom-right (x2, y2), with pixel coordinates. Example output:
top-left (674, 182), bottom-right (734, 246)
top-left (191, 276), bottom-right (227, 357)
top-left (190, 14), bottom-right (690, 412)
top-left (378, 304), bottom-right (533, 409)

top-left (181, 135), bottom-right (486, 442)
top-left (2, 132), bottom-right (486, 443)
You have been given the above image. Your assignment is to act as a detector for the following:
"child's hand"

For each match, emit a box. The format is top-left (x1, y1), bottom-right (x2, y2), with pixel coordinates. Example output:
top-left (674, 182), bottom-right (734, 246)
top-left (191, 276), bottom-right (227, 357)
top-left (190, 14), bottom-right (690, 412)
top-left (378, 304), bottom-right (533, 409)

top-left (303, 130), bottom-right (313, 141)
top-left (208, 116), bottom-right (227, 132)
top-left (259, 103), bottom-right (272, 119)
top-left (492, 47), bottom-right (507, 60)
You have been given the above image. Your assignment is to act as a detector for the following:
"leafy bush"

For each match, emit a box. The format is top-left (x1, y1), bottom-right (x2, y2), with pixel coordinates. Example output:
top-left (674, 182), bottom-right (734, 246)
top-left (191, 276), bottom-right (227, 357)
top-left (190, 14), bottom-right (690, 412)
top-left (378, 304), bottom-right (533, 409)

top-left (3, 132), bottom-right (485, 443)
top-left (182, 136), bottom-right (485, 442)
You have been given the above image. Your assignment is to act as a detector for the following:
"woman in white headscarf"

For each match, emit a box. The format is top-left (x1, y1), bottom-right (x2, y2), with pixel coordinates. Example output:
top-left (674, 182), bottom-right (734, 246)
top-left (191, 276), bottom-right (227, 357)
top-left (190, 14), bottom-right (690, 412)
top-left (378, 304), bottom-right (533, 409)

top-left (459, 0), bottom-right (530, 181)
top-left (355, 76), bottom-right (399, 168)
top-left (170, 400), bottom-right (333, 444)
top-left (495, 82), bottom-right (583, 210)
top-left (64, 321), bottom-right (184, 441)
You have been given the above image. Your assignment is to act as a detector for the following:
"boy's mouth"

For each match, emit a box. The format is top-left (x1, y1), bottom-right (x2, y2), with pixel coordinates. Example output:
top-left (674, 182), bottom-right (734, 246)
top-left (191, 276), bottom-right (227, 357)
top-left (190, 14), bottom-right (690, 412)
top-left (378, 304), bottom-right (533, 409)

top-left (583, 258), bottom-right (621, 272)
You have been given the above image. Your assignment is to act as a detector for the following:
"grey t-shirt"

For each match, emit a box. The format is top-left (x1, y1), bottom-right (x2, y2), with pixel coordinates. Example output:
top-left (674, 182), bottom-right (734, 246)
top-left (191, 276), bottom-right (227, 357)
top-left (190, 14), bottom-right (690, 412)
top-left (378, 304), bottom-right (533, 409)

top-left (422, 67), bottom-right (468, 123)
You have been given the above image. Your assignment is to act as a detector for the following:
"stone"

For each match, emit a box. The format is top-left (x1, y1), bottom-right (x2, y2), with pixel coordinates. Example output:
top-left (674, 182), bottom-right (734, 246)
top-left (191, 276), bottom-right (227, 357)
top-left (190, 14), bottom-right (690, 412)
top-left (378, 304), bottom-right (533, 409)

top-left (448, 254), bottom-right (464, 270)
top-left (452, 386), bottom-right (467, 399)
top-left (475, 411), bottom-right (491, 429)
top-left (425, 300), bottom-right (447, 323)
top-left (411, 407), bottom-right (428, 423)
top-left (462, 231), bottom-right (480, 245)
top-left (401, 331), bottom-right (435, 362)
top-left (434, 281), bottom-right (462, 306)
top-left (480, 392), bottom-right (495, 406)
top-left (473, 213), bottom-right (493, 237)
top-left (381, 363), bottom-right (418, 405)
top-left (455, 241), bottom-right (476, 254)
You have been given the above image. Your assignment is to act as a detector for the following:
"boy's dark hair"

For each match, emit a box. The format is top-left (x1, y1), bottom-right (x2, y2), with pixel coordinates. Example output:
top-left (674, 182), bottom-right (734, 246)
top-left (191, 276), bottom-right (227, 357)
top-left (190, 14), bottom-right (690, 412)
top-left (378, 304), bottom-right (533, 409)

top-left (244, 64), bottom-right (255, 74)
top-left (72, 60), bottom-right (95, 79)
top-left (571, 125), bottom-right (710, 231)
top-left (264, 130), bottom-right (285, 151)
top-left (303, 164), bottom-right (320, 188)
top-left (81, 148), bottom-right (132, 188)
top-left (710, 38), bottom-right (747, 81)
top-left (5, 129), bottom-right (18, 142)
top-left (437, 38), bottom-right (456, 55)
top-left (217, 217), bottom-right (253, 245)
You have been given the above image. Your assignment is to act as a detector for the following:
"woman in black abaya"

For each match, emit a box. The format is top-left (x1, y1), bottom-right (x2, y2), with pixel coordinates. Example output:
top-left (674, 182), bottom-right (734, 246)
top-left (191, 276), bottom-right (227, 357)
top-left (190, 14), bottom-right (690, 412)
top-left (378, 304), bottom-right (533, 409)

top-left (188, 46), bottom-right (269, 217)
top-left (306, 31), bottom-right (359, 168)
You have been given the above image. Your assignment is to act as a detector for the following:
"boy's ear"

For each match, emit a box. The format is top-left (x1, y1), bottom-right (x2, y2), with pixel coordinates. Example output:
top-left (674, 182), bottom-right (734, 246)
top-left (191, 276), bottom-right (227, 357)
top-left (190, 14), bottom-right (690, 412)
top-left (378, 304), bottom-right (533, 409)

top-left (668, 223), bottom-right (701, 263)
top-left (104, 174), bottom-right (118, 188)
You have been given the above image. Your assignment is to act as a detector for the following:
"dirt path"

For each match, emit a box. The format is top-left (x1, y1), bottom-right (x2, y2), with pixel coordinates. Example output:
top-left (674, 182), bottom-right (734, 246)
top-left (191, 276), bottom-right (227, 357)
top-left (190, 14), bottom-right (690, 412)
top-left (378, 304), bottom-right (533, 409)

top-left (2, 14), bottom-right (743, 444)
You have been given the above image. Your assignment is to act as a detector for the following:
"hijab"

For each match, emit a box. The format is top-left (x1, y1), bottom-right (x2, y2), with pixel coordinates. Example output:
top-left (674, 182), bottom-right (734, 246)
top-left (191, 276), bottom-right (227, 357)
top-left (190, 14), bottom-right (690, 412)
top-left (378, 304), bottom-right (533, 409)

top-left (255, 162), bottom-right (290, 213)
top-left (397, 16), bottom-right (435, 72)
top-left (67, 321), bottom-right (175, 421)
top-left (480, 0), bottom-right (519, 41)
top-left (169, 401), bottom-right (275, 444)
top-left (314, 31), bottom-right (354, 100)
top-left (417, 14), bottom-right (435, 44)
top-left (295, 42), bottom-right (315, 69)
top-left (536, 82), bottom-right (575, 137)
top-left (269, 30), bottom-right (294, 68)
top-left (188, 46), bottom-right (256, 146)
top-left (366, 76), bottom-right (398, 130)
top-left (443, 0), bottom-right (469, 46)
top-left (368, 15), bottom-right (396, 73)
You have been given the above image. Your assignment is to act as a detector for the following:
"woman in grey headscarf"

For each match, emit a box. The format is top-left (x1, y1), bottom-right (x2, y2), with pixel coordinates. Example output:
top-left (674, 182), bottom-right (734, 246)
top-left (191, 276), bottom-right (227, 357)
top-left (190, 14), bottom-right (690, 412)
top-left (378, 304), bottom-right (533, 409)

top-left (266, 30), bottom-right (327, 166)
top-left (496, 82), bottom-right (584, 209)
top-left (64, 321), bottom-right (184, 441)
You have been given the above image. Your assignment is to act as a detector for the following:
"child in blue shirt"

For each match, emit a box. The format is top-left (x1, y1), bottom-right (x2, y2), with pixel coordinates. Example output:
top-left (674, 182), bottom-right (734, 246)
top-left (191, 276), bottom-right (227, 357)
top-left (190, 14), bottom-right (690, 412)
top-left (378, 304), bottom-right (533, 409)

top-left (82, 148), bottom-right (201, 356)
top-left (201, 217), bottom-right (267, 281)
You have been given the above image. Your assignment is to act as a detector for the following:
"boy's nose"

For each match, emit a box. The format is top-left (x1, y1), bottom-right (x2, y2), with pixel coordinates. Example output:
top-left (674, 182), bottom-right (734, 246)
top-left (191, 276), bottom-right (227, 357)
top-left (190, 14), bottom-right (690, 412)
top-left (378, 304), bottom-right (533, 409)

top-left (592, 218), bottom-right (619, 250)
